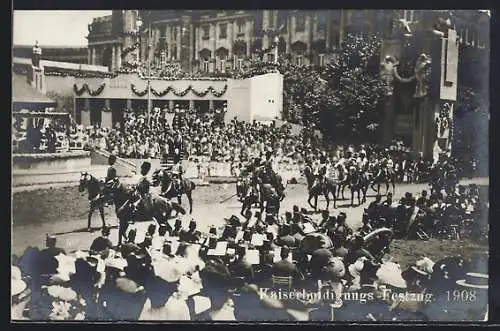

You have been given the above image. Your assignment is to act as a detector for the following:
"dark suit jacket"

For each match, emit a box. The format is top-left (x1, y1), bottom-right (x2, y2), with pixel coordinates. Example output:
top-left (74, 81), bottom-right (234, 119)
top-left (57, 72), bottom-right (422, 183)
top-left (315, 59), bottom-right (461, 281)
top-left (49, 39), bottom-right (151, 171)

top-left (272, 259), bottom-right (300, 279)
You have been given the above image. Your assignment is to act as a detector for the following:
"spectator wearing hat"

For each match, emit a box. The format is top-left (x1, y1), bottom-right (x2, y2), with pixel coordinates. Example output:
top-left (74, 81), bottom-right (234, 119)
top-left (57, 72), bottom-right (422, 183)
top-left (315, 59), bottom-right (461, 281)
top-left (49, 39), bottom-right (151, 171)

top-left (357, 213), bottom-right (373, 237)
top-left (416, 190), bottom-right (430, 209)
top-left (344, 236), bottom-right (375, 266)
top-left (334, 213), bottom-right (353, 239)
top-left (89, 227), bottom-right (113, 256)
top-left (180, 220), bottom-right (200, 243)
top-left (367, 194), bottom-right (383, 222)
top-left (276, 224), bottom-right (297, 248)
top-left (171, 219), bottom-right (183, 237)
top-left (68, 256), bottom-right (103, 319)
top-left (120, 229), bottom-right (141, 259)
top-left (35, 234), bottom-right (66, 283)
top-left (271, 246), bottom-right (303, 281)
top-left (228, 245), bottom-right (255, 285)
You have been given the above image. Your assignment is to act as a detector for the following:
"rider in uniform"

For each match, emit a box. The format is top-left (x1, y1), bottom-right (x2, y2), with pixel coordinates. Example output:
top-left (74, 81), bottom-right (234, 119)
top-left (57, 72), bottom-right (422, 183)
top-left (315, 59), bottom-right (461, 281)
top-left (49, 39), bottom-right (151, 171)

top-left (103, 154), bottom-right (118, 206)
top-left (132, 161), bottom-right (153, 213)
top-left (170, 161), bottom-right (184, 198)
top-left (316, 151), bottom-right (329, 186)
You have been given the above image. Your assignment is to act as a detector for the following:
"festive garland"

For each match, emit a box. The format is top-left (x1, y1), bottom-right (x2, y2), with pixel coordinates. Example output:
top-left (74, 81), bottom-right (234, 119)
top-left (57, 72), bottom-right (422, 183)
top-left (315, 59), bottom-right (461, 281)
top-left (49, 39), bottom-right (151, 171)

top-left (149, 85), bottom-right (229, 98)
top-left (73, 83), bottom-right (106, 96)
top-left (121, 42), bottom-right (140, 59)
top-left (131, 83), bottom-right (148, 97)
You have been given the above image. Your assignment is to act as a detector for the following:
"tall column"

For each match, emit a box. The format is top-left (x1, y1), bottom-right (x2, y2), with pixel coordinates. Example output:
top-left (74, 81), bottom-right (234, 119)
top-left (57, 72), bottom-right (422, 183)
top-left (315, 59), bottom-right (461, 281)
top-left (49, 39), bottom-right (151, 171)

top-left (189, 100), bottom-right (195, 111)
top-left (111, 45), bottom-right (116, 71)
top-left (87, 48), bottom-right (91, 65)
top-left (194, 25), bottom-right (199, 60)
top-left (169, 100), bottom-right (174, 110)
top-left (286, 15), bottom-right (291, 53)
top-left (211, 23), bottom-right (217, 56)
top-left (312, 12), bottom-right (318, 42)
top-left (91, 47), bottom-right (96, 65)
top-left (228, 20), bottom-right (234, 59)
top-left (176, 25), bottom-right (182, 60)
top-left (209, 100), bottom-right (214, 112)
top-left (306, 13), bottom-right (312, 54)
top-left (262, 10), bottom-right (270, 49)
top-left (325, 11), bottom-right (331, 50)
top-left (116, 45), bottom-right (122, 70)
top-left (166, 25), bottom-right (172, 60)
top-left (245, 20), bottom-right (251, 57)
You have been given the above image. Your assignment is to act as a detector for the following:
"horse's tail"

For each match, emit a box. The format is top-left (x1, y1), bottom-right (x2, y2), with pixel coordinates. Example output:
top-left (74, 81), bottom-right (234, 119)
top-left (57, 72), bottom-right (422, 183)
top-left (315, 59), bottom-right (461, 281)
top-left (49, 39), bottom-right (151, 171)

top-left (189, 180), bottom-right (196, 191)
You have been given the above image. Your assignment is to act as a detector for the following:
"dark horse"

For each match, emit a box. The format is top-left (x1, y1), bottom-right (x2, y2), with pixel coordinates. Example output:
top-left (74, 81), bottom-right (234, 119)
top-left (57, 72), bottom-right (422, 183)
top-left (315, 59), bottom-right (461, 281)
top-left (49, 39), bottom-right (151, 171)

top-left (78, 171), bottom-right (106, 231)
top-left (303, 165), bottom-right (337, 210)
top-left (347, 169), bottom-right (371, 207)
top-left (151, 169), bottom-right (196, 214)
top-left (241, 169), bottom-right (286, 215)
top-left (101, 179), bottom-right (186, 245)
top-left (369, 163), bottom-right (396, 196)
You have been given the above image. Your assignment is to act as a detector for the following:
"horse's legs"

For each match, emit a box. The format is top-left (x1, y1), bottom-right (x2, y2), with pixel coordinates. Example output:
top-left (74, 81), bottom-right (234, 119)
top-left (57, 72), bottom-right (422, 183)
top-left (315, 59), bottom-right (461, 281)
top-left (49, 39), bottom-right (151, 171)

top-left (187, 192), bottom-right (193, 214)
top-left (392, 179), bottom-right (396, 195)
top-left (351, 189), bottom-right (354, 207)
top-left (333, 186), bottom-right (337, 209)
top-left (324, 191), bottom-right (330, 211)
top-left (357, 189), bottom-right (361, 206)
top-left (118, 220), bottom-right (128, 246)
top-left (99, 207), bottom-right (106, 227)
top-left (314, 195), bottom-right (318, 211)
top-left (87, 207), bottom-right (94, 230)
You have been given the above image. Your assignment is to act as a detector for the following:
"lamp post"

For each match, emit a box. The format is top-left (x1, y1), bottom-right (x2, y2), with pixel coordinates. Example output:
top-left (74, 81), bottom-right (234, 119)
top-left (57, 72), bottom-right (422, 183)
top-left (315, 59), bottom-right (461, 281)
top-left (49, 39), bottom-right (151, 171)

top-left (136, 14), bottom-right (152, 127)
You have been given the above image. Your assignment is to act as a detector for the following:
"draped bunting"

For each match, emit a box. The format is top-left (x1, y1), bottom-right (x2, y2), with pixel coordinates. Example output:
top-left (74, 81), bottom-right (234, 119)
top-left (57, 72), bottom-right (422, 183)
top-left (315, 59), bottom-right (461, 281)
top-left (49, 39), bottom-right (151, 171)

top-left (73, 83), bottom-right (106, 96)
top-left (130, 84), bottom-right (228, 98)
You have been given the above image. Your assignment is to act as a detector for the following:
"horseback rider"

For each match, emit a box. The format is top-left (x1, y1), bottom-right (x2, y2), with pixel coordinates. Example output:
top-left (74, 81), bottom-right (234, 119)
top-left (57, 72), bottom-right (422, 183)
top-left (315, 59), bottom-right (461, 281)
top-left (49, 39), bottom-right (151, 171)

top-left (316, 151), bottom-right (329, 186)
top-left (170, 161), bottom-right (184, 198)
top-left (103, 154), bottom-right (118, 206)
top-left (105, 154), bottom-right (117, 183)
top-left (246, 157), bottom-right (262, 198)
top-left (132, 161), bottom-right (153, 213)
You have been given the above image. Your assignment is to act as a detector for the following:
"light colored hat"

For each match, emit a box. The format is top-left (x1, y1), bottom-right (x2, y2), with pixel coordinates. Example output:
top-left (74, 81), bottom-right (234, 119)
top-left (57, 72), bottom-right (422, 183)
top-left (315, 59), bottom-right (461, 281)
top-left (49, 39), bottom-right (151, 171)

top-left (45, 285), bottom-right (78, 301)
top-left (376, 261), bottom-right (407, 289)
top-left (456, 273), bottom-right (488, 289)
top-left (348, 257), bottom-right (367, 278)
top-left (412, 257), bottom-right (435, 276)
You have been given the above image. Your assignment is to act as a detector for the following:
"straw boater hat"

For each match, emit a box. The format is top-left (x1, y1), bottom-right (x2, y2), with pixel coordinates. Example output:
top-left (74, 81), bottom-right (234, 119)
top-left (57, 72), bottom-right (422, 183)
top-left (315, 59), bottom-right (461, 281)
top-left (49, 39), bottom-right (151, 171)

top-left (456, 273), bottom-right (488, 289)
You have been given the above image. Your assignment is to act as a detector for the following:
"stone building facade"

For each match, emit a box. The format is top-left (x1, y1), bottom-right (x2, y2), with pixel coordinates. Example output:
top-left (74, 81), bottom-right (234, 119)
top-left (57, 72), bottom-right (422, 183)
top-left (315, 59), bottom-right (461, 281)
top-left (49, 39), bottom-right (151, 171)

top-left (87, 10), bottom-right (489, 73)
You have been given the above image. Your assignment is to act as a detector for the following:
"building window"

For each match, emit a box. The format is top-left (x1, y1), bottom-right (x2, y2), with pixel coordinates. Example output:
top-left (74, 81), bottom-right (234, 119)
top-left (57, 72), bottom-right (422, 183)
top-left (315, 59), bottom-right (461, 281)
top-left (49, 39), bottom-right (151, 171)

top-left (295, 14), bottom-right (305, 32)
top-left (173, 28), bottom-right (177, 41)
top-left (277, 11), bottom-right (288, 32)
top-left (202, 25), bottom-right (210, 40)
top-left (267, 53), bottom-right (274, 62)
top-left (296, 55), bottom-right (303, 66)
top-left (403, 10), bottom-right (415, 22)
top-left (237, 20), bottom-right (245, 34)
top-left (203, 60), bottom-right (209, 72)
top-left (219, 23), bottom-right (227, 39)
top-left (220, 59), bottom-right (226, 72)
top-left (317, 12), bottom-right (326, 29)
top-left (160, 51), bottom-right (166, 66)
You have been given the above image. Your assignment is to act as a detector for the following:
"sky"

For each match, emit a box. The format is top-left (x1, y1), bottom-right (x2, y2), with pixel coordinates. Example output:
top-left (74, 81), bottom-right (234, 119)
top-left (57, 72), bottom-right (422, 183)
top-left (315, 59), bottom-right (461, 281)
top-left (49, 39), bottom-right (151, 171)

top-left (13, 10), bottom-right (112, 47)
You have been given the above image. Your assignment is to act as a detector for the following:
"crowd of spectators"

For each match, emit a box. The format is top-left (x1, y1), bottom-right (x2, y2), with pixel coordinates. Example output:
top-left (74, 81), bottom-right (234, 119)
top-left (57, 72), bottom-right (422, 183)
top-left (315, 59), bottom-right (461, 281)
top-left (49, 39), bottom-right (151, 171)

top-left (11, 184), bottom-right (488, 321)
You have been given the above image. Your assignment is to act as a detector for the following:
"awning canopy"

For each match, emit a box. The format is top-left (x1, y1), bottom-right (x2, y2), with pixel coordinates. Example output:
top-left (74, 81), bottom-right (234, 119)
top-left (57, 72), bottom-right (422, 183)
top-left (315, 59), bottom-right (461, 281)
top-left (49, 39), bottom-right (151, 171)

top-left (12, 74), bottom-right (57, 107)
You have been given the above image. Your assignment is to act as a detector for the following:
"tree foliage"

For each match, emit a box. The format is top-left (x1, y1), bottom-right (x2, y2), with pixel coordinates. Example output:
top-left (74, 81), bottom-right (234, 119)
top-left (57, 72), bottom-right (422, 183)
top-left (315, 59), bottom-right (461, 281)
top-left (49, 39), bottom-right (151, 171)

top-left (320, 34), bottom-right (386, 142)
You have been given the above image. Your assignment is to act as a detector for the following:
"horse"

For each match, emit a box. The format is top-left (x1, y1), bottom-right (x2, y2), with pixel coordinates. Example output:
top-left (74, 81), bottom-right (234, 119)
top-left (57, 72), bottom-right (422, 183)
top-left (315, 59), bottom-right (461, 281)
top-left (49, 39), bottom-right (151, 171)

top-left (334, 165), bottom-right (349, 200)
top-left (151, 169), bottom-right (196, 214)
top-left (303, 165), bottom-right (337, 211)
top-left (101, 179), bottom-right (186, 246)
top-left (257, 173), bottom-right (286, 214)
top-left (369, 163), bottom-right (396, 196)
top-left (346, 169), bottom-right (371, 207)
top-left (78, 171), bottom-right (106, 231)
top-left (236, 176), bottom-right (251, 202)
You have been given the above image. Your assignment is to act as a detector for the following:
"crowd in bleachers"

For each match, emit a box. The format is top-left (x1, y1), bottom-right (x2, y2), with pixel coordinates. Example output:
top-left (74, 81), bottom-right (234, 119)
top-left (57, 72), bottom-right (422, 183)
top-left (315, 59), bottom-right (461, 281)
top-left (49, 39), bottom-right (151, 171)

top-left (11, 181), bottom-right (488, 321)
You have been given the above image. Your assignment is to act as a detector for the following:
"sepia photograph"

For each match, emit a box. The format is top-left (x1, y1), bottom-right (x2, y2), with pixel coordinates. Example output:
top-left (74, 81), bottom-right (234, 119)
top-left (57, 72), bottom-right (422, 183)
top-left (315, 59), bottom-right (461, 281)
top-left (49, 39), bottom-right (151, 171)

top-left (11, 9), bottom-right (490, 322)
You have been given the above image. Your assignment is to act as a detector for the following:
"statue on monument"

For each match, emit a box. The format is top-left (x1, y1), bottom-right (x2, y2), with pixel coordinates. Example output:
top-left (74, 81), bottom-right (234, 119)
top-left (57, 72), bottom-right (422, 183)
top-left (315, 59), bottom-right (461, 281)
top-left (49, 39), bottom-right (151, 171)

top-left (380, 55), bottom-right (398, 96)
top-left (414, 53), bottom-right (432, 98)
top-left (432, 11), bottom-right (453, 37)
top-left (32, 40), bottom-right (42, 68)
